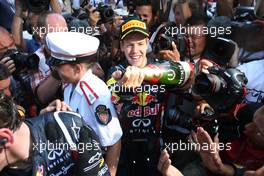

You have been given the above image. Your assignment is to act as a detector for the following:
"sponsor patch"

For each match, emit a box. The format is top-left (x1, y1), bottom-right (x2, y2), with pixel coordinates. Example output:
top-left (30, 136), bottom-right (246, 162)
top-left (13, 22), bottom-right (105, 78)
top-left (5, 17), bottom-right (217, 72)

top-left (95, 105), bottom-right (112, 125)
top-left (121, 20), bottom-right (146, 32)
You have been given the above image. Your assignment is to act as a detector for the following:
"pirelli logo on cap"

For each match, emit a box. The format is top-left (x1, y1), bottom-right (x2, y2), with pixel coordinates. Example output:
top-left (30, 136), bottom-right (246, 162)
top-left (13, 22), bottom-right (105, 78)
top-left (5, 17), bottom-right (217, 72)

top-left (122, 20), bottom-right (147, 32)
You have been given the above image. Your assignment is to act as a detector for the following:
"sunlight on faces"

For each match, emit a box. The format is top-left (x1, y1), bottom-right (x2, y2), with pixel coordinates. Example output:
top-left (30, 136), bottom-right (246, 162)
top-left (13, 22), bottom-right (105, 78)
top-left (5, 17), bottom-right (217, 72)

top-left (121, 32), bottom-right (148, 68)
top-left (136, 5), bottom-right (154, 28)
top-left (38, 14), bottom-right (68, 42)
top-left (0, 29), bottom-right (16, 58)
top-left (186, 24), bottom-right (206, 58)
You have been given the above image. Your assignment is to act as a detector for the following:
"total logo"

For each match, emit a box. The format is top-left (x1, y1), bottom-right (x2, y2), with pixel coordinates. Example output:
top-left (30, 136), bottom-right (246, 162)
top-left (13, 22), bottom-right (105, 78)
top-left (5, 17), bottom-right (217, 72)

top-left (127, 104), bottom-right (160, 117)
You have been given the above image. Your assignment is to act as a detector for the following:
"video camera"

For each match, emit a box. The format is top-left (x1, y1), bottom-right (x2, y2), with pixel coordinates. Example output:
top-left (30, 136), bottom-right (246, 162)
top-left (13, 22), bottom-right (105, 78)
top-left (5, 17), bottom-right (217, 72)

top-left (2, 49), bottom-right (39, 74)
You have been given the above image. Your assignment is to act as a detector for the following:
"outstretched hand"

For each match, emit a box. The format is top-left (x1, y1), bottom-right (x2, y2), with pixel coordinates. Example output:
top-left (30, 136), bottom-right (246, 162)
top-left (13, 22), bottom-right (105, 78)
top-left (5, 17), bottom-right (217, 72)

top-left (112, 66), bottom-right (145, 88)
top-left (157, 149), bottom-right (183, 176)
top-left (193, 127), bottom-right (235, 176)
top-left (40, 99), bottom-right (72, 114)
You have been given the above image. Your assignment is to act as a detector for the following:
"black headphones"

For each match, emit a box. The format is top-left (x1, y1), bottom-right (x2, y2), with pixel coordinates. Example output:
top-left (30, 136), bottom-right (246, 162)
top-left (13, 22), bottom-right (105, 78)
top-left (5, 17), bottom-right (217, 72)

top-left (0, 138), bottom-right (7, 146)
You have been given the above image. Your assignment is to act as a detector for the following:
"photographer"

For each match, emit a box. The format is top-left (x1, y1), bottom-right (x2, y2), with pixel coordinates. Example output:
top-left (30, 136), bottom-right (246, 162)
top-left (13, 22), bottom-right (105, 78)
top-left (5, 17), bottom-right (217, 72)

top-left (30, 12), bottom-right (68, 107)
top-left (134, 0), bottom-right (160, 36)
top-left (86, 4), bottom-right (124, 75)
top-left (190, 103), bottom-right (264, 176)
top-left (0, 27), bottom-right (17, 74)
top-left (11, 0), bottom-right (62, 53)
top-left (159, 108), bottom-right (264, 176)
top-left (0, 27), bottom-right (38, 117)
top-left (12, 0), bottom-right (42, 54)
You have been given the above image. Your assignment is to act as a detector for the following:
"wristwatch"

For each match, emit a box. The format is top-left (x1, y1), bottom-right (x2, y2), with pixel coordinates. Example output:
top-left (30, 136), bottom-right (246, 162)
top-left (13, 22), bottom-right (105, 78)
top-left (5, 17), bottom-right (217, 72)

top-left (230, 163), bottom-right (246, 176)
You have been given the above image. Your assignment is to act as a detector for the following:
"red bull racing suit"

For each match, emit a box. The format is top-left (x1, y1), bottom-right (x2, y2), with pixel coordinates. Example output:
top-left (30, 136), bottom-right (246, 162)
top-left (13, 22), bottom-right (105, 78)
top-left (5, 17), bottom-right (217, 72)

top-left (107, 58), bottom-right (170, 176)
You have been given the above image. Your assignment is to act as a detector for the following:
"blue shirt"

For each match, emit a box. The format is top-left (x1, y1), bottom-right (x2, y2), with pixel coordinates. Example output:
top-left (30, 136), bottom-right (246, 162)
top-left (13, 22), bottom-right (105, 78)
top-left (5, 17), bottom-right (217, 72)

top-left (25, 37), bottom-right (41, 54)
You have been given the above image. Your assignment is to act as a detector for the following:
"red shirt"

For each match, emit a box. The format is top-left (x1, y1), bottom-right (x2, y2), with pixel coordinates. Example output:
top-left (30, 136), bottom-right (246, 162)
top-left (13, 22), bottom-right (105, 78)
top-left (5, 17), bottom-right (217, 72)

top-left (223, 137), bottom-right (264, 170)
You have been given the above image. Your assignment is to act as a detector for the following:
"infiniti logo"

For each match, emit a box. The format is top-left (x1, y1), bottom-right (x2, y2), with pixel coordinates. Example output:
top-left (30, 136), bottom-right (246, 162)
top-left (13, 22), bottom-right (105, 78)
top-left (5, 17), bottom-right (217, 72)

top-left (48, 149), bottom-right (64, 160)
top-left (132, 119), bottom-right (151, 127)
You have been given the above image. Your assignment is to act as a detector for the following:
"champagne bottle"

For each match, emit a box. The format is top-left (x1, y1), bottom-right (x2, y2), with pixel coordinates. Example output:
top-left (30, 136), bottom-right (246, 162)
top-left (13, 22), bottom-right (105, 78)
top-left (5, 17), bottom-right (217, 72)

top-left (143, 61), bottom-right (195, 86)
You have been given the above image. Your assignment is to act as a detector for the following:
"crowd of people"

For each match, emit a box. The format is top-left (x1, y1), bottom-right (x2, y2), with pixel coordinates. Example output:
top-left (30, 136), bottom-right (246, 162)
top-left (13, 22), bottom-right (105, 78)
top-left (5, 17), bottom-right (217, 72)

top-left (0, 0), bottom-right (264, 175)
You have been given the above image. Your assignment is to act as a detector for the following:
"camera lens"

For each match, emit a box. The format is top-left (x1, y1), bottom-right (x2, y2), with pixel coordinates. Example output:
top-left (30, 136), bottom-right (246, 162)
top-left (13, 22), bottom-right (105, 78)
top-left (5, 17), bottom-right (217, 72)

top-left (194, 73), bottom-right (223, 94)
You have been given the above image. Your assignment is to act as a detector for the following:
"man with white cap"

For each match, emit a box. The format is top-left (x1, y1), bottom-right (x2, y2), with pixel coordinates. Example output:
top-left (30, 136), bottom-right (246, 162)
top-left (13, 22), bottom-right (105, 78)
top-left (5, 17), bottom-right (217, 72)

top-left (46, 31), bottom-right (122, 176)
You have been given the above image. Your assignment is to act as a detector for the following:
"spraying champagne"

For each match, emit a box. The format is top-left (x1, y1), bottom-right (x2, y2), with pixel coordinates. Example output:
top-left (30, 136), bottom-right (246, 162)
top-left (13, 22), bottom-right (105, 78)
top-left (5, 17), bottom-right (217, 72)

top-left (143, 61), bottom-right (195, 86)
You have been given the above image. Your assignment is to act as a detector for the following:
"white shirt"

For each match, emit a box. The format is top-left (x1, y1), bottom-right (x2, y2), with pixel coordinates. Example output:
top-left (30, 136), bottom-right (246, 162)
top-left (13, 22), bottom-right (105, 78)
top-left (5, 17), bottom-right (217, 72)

top-left (64, 70), bottom-right (122, 147)
top-left (237, 60), bottom-right (264, 103)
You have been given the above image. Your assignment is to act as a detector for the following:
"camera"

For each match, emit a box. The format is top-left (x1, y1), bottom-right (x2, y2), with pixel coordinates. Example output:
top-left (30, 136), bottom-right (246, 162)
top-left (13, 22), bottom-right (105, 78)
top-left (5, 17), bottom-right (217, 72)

top-left (165, 66), bottom-right (247, 138)
top-left (193, 67), bottom-right (247, 112)
top-left (165, 106), bottom-right (218, 136)
top-left (2, 49), bottom-right (39, 74)
top-left (202, 37), bottom-right (236, 66)
top-left (152, 23), bottom-right (187, 57)
top-left (96, 3), bottom-right (115, 24)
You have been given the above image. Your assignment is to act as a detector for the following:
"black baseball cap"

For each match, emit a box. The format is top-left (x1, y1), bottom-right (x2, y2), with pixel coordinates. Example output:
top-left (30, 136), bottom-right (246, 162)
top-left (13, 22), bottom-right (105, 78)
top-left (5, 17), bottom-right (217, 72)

top-left (120, 18), bottom-right (149, 40)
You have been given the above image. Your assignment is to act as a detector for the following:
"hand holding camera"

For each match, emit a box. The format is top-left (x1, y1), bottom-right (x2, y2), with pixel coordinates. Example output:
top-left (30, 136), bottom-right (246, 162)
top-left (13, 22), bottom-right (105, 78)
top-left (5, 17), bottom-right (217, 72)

top-left (0, 56), bottom-right (16, 74)
top-left (159, 41), bottom-right (181, 62)
top-left (1, 49), bottom-right (39, 75)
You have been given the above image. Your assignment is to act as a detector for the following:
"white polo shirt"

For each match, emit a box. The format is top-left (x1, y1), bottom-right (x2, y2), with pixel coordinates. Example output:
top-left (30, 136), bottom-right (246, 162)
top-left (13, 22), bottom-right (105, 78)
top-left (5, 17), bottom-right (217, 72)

top-left (64, 70), bottom-right (123, 147)
top-left (237, 59), bottom-right (264, 104)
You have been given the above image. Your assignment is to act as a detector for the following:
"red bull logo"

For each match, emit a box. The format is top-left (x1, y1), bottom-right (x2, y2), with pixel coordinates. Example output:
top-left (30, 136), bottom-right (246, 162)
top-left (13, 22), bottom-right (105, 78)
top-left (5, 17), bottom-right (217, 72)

top-left (132, 92), bottom-right (157, 106)
top-left (127, 104), bottom-right (160, 117)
